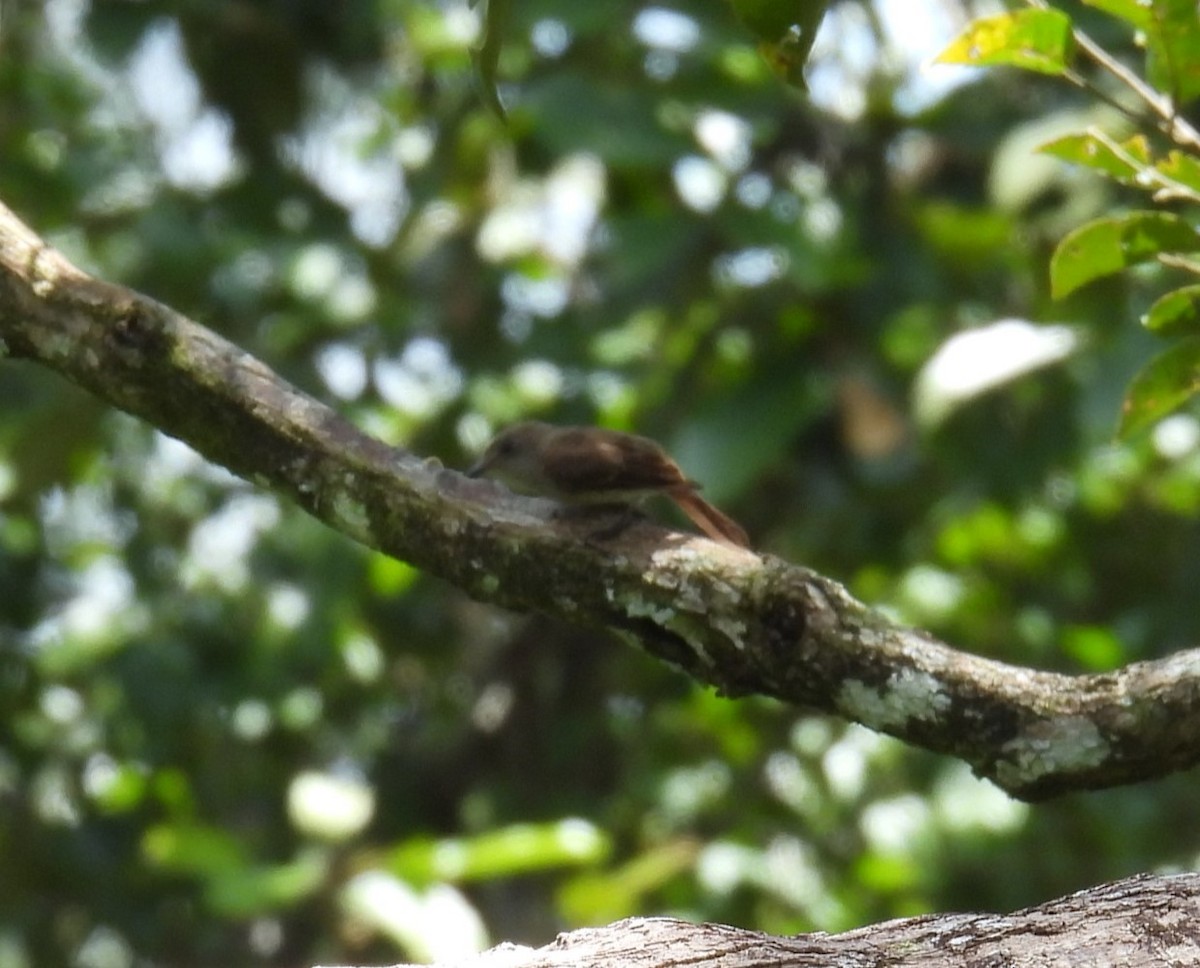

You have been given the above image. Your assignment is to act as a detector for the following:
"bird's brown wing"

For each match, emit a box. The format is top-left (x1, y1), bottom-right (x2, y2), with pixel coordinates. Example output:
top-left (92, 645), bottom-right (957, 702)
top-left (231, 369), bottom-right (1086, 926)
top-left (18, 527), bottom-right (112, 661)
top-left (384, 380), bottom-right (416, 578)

top-left (544, 428), bottom-right (690, 495)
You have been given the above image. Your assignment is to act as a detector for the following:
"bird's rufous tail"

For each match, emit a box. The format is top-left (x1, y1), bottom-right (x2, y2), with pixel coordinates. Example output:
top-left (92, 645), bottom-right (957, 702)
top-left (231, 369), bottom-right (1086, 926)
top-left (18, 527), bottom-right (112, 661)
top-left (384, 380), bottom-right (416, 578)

top-left (668, 487), bottom-right (751, 549)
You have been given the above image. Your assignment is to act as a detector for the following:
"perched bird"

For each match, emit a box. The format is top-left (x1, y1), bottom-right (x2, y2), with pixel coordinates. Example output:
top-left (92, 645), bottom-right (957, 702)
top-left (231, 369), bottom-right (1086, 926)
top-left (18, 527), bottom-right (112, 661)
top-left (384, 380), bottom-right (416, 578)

top-left (467, 421), bottom-right (751, 549)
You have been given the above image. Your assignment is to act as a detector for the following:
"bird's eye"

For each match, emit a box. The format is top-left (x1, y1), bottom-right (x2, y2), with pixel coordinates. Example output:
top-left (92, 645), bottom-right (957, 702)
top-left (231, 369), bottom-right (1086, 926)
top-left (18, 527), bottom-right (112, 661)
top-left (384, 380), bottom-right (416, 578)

top-left (497, 438), bottom-right (516, 455)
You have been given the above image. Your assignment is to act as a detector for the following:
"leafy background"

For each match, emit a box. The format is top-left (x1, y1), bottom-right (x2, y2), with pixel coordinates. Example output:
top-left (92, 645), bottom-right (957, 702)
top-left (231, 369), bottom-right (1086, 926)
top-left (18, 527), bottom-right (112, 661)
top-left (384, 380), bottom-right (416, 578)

top-left (2, 0), bottom-right (1200, 965)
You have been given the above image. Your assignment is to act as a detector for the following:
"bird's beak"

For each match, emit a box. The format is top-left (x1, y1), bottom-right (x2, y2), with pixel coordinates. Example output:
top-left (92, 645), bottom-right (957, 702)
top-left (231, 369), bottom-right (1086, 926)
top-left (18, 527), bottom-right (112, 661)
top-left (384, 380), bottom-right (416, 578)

top-left (466, 455), bottom-right (490, 478)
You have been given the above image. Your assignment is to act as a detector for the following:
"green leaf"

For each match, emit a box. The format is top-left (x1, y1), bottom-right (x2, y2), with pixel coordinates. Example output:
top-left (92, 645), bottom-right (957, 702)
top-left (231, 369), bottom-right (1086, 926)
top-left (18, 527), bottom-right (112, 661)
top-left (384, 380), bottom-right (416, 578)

top-left (558, 840), bottom-right (700, 923)
top-left (143, 822), bottom-right (247, 876)
top-left (1118, 336), bottom-right (1200, 437)
top-left (206, 850), bottom-right (328, 916)
top-left (1039, 131), bottom-right (1151, 186)
top-left (1062, 625), bottom-right (1125, 670)
top-left (1049, 212), bottom-right (1200, 298)
top-left (935, 9), bottom-right (1075, 75)
top-left (1145, 0), bottom-right (1200, 104)
top-left (1081, 0), bottom-right (1153, 29)
top-left (1142, 285), bottom-right (1200, 337)
top-left (389, 821), bottom-right (611, 885)
top-left (89, 761), bottom-right (149, 813)
top-left (1042, 136), bottom-right (1200, 202)
top-left (728, 0), bottom-right (830, 88)
top-left (1157, 150), bottom-right (1200, 196)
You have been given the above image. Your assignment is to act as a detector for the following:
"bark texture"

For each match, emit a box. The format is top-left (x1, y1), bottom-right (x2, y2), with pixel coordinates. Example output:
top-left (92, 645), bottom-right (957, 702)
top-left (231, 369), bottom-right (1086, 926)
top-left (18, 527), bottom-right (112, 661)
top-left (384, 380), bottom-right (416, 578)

top-left (3, 200), bottom-right (1200, 800)
top-left (335, 873), bottom-right (1200, 968)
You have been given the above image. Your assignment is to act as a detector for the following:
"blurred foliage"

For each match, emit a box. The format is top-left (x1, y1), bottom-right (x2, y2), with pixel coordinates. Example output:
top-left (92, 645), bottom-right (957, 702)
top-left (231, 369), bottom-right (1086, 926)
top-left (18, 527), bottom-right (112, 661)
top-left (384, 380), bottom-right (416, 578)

top-left (2, 0), bottom-right (1200, 966)
top-left (940, 1), bottom-right (1200, 437)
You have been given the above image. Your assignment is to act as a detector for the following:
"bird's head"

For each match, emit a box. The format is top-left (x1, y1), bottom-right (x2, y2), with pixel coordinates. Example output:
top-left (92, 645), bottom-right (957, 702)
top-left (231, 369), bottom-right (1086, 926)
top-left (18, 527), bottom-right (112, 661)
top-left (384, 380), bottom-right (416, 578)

top-left (466, 422), bottom-right (554, 493)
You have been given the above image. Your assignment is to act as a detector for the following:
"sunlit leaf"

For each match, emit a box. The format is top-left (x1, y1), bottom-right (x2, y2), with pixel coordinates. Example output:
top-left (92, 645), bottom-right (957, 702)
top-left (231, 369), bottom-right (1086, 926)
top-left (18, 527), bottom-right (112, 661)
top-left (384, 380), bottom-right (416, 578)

top-left (914, 319), bottom-right (1080, 428)
top-left (1039, 131), bottom-right (1151, 186)
top-left (935, 9), bottom-right (1075, 75)
top-left (728, 0), bottom-right (830, 88)
top-left (1142, 285), bottom-right (1200, 337)
top-left (1050, 212), bottom-right (1200, 298)
top-left (1081, 0), bottom-right (1153, 29)
top-left (368, 552), bottom-right (419, 595)
top-left (1062, 624), bottom-right (1126, 670)
top-left (1157, 150), bottom-right (1200, 196)
top-left (855, 852), bottom-right (922, 892)
top-left (1118, 336), bottom-right (1200, 437)
top-left (558, 839), bottom-right (700, 923)
top-left (389, 820), bottom-right (610, 884)
top-left (88, 761), bottom-right (149, 813)
top-left (288, 770), bottom-right (375, 841)
top-left (341, 873), bottom-right (488, 963)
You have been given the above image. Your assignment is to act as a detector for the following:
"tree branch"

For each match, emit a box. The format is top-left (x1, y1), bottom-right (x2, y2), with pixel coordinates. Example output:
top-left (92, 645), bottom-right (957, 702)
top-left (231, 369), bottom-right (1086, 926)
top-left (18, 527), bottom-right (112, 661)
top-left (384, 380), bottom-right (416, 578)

top-left (357, 873), bottom-right (1200, 968)
top-left (3, 199), bottom-right (1200, 800)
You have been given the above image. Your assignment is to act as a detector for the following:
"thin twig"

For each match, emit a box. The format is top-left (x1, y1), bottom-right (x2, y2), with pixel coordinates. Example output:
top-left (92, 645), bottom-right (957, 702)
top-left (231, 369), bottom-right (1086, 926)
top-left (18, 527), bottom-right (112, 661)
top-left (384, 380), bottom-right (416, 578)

top-left (1072, 28), bottom-right (1200, 152)
top-left (1025, 0), bottom-right (1200, 152)
top-left (1157, 252), bottom-right (1200, 277)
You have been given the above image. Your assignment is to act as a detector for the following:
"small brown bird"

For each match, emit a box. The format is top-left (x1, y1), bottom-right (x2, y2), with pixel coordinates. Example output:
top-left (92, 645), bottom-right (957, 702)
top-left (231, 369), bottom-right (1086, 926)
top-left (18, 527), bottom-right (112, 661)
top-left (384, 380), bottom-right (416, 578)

top-left (467, 421), bottom-right (751, 549)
